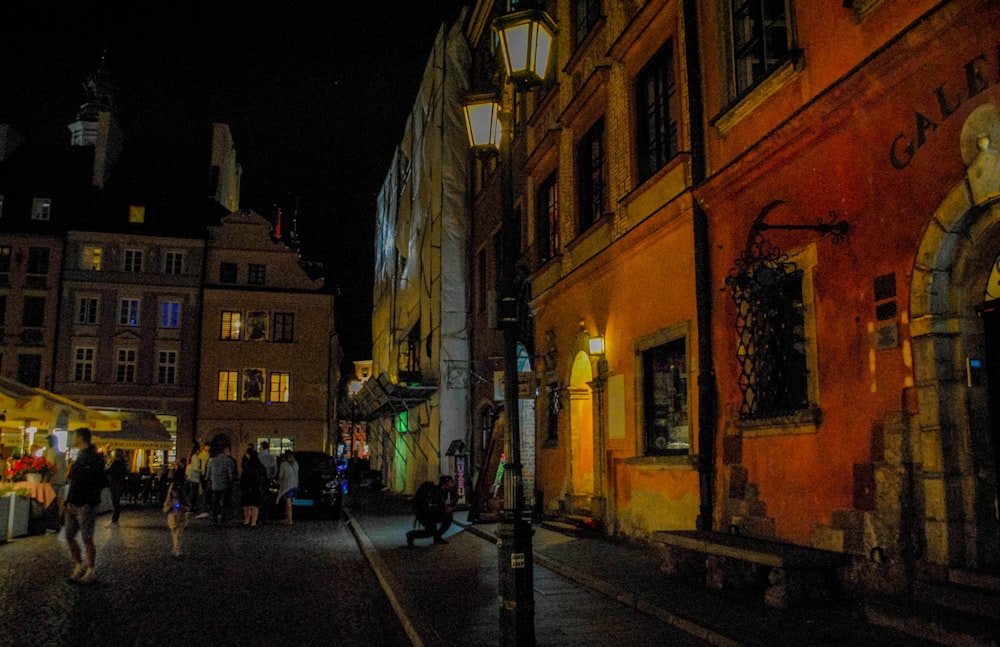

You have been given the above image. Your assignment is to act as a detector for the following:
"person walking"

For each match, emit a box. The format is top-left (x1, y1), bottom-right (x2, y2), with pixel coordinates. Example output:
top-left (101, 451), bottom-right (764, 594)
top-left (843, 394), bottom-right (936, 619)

top-left (240, 448), bottom-right (266, 527)
top-left (258, 441), bottom-right (278, 520)
top-left (205, 444), bottom-right (237, 525)
top-left (44, 434), bottom-right (68, 522)
top-left (406, 475), bottom-right (456, 547)
top-left (185, 444), bottom-right (203, 516)
top-left (64, 428), bottom-right (108, 584)
top-left (276, 450), bottom-right (299, 526)
top-left (105, 449), bottom-right (129, 527)
top-left (195, 441), bottom-right (211, 519)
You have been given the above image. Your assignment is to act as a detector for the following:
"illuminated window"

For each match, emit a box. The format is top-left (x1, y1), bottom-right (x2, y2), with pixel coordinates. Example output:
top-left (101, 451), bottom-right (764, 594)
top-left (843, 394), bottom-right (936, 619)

top-left (220, 311), bottom-right (241, 340)
top-left (641, 337), bottom-right (689, 455)
top-left (82, 246), bottom-right (102, 270)
top-left (537, 173), bottom-right (559, 264)
top-left (31, 197), bottom-right (51, 221)
top-left (272, 312), bottom-right (295, 343)
top-left (219, 262), bottom-right (237, 283)
top-left (163, 252), bottom-right (184, 275)
top-left (77, 297), bottom-right (99, 325)
top-left (123, 249), bottom-right (143, 272)
top-left (729, 0), bottom-right (791, 97)
top-left (73, 347), bottom-right (95, 382)
top-left (397, 411), bottom-right (408, 434)
top-left (577, 118), bottom-right (608, 233)
top-left (248, 264), bottom-right (266, 285)
top-left (116, 348), bottom-right (137, 383)
top-left (269, 372), bottom-right (290, 403)
top-left (160, 301), bottom-right (181, 328)
top-left (119, 299), bottom-right (140, 326)
top-left (157, 350), bottom-right (177, 385)
top-left (636, 42), bottom-right (679, 181)
top-left (217, 370), bottom-right (239, 401)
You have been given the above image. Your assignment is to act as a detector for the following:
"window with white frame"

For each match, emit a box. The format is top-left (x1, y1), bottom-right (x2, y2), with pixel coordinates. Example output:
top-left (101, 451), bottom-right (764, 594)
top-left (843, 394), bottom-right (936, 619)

top-left (160, 301), bottom-right (181, 328)
top-left (163, 251), bottom-right (184, 275)
top-left (269, 372), bottom-right (290, 403)
top-left (73, 347), bottom-right (95, 382)
top-left (218, 370), bottom-right (239, 401)
top-left (119, 298), bottom-right (140, 326)
top-left (157, 350), bottom-right (178, 385)
top-left (220, 311), bottom-right (241, 340)
top-left (31, 197), bottom-right (51, 221)
top-left (81, 245), bottom-right (102, 271)
top-left (123, 249), bottom-right (143, 272)
top-left (116, 348), bottom-right (137, 383)
top-left (729, 0), bottom-right (791, 98)
top-left (77, 297), bottom-right (99, 325)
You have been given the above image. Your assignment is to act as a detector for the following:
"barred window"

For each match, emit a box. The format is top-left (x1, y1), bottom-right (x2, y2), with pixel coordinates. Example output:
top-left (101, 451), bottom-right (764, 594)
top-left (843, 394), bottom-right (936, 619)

top-left (727, 238), bottom-right (810, 419)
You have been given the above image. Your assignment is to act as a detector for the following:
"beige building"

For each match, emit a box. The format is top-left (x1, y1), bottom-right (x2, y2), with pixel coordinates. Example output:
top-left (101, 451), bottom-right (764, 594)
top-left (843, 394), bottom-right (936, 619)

top-left (197, 210), bottom-right (337, 454)
top-left (54, 230), bottom-right (205, 458)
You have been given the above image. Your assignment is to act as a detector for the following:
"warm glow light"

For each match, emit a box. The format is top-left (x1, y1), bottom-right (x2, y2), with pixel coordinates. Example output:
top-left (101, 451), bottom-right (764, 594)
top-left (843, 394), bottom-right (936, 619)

top-left (588, 335), bottom-right (606, 356)
top-left (349, 380), bottom-right (363, 396)
top-left (494, 9), bottom-right (556, 87)
top-left (462, 95), bottom-right (502, 152)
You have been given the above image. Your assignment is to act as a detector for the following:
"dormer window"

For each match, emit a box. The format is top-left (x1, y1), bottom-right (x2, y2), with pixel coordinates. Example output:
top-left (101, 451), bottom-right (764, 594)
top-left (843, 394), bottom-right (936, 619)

top-left (31, 197), bottom-right (51, 221)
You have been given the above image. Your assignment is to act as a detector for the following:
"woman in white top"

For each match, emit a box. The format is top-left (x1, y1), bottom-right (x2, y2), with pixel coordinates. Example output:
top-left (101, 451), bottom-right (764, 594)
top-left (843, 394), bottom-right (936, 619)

top-left (276, 451), bottom-right (299, 526)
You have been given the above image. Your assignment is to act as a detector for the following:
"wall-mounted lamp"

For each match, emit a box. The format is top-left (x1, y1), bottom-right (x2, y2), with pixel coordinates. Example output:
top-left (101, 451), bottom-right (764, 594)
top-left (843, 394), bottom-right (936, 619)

top-left (588, 335), bottom-right (606, 357)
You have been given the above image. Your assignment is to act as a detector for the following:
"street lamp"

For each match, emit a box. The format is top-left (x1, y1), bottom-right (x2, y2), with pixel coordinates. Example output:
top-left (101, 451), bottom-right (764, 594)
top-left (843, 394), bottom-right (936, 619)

top-left (462, 5), bottom-right (555, 647)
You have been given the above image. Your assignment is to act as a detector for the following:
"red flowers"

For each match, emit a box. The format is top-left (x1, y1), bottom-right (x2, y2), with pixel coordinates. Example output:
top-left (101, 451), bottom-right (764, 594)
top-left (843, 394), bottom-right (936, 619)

top-left (4, 456), bottom-right (55, 482)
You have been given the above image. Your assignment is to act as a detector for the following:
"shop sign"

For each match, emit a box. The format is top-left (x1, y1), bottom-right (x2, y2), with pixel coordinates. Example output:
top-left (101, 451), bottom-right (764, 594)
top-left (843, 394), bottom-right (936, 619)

top-left (889, 44), bottom-right (999, 170)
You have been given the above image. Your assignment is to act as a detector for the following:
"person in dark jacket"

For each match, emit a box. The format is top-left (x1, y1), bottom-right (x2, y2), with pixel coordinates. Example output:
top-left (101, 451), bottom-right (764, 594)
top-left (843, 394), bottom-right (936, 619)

top-left (240, 449), bottom-right (266, 527)
top-left (406, 475), bottom-right (456, 547)
top-left (64, 428), bottom-right (108, 584)
top-left (105, 449), bottom-right (129, 527)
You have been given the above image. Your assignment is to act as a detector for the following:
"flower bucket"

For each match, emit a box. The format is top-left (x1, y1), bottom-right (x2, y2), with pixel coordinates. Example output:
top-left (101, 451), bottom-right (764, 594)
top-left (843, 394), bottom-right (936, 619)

top-left (25, 473), bottom-right (41, 484)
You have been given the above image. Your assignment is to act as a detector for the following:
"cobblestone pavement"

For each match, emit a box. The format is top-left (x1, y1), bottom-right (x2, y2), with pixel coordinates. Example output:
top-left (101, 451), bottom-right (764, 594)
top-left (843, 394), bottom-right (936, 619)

top-left (346, 492), bottom-right (713, 647)
top-left (0, 506), bottom-right (408, 647)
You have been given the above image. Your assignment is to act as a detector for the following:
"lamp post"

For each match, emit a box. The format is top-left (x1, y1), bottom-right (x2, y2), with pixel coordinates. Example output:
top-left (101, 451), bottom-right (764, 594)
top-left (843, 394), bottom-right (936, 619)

top-left (462, 6), bottom-right (555, 647)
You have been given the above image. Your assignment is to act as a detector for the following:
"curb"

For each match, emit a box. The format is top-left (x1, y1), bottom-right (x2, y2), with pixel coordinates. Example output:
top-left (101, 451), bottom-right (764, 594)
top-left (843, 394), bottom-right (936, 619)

top-left (345, 511), bottom-right (444, 647)
top-left (455, 519), bottom-right (745, 647)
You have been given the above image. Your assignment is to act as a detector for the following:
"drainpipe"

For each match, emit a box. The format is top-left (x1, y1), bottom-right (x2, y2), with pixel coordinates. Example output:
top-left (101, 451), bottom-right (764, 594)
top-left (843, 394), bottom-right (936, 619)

top-left (683, 0), bottom-right (717, 532)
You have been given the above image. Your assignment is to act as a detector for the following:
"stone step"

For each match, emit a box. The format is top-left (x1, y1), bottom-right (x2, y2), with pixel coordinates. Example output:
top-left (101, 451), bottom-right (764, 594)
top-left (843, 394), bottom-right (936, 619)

top-left (913, 578), bottom-right (1000, 620)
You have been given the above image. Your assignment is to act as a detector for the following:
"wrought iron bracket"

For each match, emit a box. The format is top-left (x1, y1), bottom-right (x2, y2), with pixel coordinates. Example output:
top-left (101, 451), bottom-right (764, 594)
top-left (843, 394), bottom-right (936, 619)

top-left (754, 211), bottom-right (849, 244)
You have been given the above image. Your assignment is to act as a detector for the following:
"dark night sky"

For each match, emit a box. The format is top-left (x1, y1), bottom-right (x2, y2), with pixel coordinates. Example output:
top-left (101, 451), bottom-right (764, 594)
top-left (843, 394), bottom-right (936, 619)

top-left (0, 2), bottom-right (466, 365)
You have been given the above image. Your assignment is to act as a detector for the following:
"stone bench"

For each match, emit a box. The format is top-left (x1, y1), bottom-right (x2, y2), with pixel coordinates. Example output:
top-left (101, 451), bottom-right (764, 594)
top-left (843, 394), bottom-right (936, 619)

top-left (651, 529), bottom-right (847, 608)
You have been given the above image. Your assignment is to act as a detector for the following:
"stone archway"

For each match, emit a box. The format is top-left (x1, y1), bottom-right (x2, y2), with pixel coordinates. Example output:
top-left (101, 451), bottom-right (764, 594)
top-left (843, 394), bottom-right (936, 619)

top-left (569, 351), bottom-right (594, 500)
top-left (910, 105), bottom-right (1000, 569)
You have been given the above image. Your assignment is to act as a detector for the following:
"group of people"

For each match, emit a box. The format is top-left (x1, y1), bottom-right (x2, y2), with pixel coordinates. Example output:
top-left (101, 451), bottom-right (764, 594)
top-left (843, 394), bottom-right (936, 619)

top-left (57, 429), bottom-right (304, 583)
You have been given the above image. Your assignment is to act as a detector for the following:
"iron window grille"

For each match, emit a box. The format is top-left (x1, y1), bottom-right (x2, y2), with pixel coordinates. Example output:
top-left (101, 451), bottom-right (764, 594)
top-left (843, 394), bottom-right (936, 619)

top-left (726, 233), bottom-right (809, 420)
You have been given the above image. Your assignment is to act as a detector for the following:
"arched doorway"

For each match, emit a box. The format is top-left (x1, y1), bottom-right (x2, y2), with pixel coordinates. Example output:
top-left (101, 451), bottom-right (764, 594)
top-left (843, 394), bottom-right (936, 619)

top-left (910, 106), bottom-right (1000, 569)
top-left (569, 351), bottom-right (594, 498)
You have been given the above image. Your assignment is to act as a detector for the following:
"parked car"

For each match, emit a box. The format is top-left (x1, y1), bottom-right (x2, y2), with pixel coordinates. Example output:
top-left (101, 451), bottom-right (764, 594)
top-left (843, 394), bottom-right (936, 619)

top-left (269, 451), bottom-right (343, 520)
